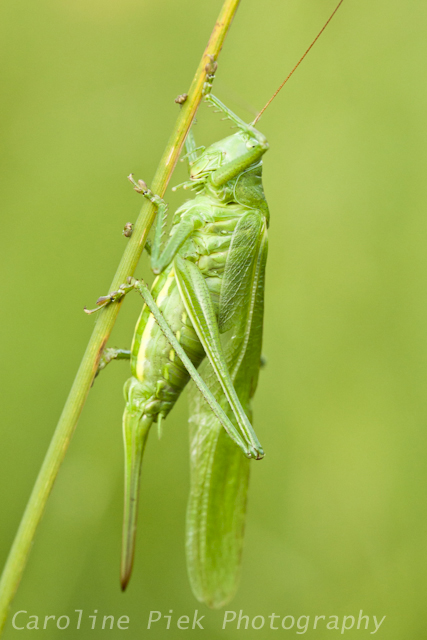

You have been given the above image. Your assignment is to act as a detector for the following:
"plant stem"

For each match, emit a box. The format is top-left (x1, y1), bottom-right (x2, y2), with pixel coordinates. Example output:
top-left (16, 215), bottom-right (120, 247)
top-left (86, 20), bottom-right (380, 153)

top-left (0, 0), bottom-right (241, 632)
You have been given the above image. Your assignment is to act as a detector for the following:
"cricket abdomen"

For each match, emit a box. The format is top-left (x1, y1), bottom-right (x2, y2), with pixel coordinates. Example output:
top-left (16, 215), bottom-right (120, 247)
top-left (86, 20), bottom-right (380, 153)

top-left (124, 266), bottom-right (206, 427)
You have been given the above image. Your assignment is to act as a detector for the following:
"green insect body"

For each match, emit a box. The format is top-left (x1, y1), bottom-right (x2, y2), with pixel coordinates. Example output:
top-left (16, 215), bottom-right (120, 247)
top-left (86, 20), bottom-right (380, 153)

top-left (89, 7), bottom-right (345, 599)
top-left (103, 91), bottom-right (270, 606)
top-left (0, 6), bottom-right (346, 628)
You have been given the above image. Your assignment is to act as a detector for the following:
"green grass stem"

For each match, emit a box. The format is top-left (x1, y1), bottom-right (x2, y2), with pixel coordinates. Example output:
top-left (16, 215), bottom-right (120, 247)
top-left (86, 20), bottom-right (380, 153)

top-left (0, 0), bottom-right (241, 632)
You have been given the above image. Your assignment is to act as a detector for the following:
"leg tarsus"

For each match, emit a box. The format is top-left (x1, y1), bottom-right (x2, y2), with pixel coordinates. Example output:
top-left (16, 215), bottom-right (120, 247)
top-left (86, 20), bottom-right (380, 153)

top-left (128, 174), bottom-right (165, 208)
top-left (123, 222), bottom-right (133, 238)
top-left (97, 348), bottom-right (131, 376)
top-left (175, 93), bottom-right (188, 105)
top-left (84, 277), bottom-right (135, 315)
top-left (202, 54), bottom-right (218, 96)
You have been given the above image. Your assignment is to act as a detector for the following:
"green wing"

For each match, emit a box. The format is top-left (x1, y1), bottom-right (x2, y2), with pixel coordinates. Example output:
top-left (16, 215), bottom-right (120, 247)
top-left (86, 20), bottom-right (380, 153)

top-left (186, 218), bottom-right (268, 608)
top-left (218, 211), bottom-right (263, 334)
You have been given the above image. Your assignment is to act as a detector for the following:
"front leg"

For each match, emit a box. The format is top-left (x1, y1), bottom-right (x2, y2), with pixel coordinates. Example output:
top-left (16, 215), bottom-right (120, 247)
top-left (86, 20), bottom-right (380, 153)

top-left (128, 175), bottom-right (168, 274)
top-left (129, 175), bottom-right (199, 275)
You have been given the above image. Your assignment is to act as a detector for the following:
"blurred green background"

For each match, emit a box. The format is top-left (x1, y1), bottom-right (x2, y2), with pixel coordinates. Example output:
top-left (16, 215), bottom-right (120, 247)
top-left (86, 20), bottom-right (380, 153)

top-left (1, 0), bottom-right (426, 637)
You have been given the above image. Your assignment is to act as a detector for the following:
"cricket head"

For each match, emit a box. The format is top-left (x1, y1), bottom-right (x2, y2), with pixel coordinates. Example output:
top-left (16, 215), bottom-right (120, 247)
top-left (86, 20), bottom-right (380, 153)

top-left (189, 130), bottom-right (265, 181)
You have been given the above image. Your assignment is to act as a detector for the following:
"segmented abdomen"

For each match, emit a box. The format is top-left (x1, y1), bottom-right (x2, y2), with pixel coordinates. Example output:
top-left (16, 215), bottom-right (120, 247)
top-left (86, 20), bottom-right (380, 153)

top-left (123, 211), bottom-right (240, 427)
top-left (125, 266), bottom-right (205, 424)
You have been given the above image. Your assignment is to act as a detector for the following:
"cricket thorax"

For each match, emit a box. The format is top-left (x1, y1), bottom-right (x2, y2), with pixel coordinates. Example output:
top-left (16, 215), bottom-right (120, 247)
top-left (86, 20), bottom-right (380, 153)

top-left (126, 201), bottom-right (266, 428)
top-left (188, 131), bottom-right (269, 215)
top-left (190, 132), bottom-right (254, 180)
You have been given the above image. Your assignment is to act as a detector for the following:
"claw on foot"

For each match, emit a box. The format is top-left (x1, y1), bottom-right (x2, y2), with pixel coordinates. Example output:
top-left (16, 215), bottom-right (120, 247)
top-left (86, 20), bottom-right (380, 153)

top-left (175, 93), bottom-right (188, 105)
top-left (123, 222), bottom-right (133, 238)
top-left (202, 54), bottom-right (217, 96)
top-left (84, 278), bottom-right (136, 315)
top-left (128, 173), bottom-right (148, 194)
top-left (205, 54), bottom-right (217, 78)
top-left (97, 347), bottom-right (131, 376)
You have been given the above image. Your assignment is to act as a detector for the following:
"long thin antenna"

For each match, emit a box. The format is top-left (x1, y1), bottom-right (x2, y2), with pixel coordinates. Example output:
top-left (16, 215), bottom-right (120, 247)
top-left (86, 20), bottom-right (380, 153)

top-left (252, 0), bottom-right (344, 125)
